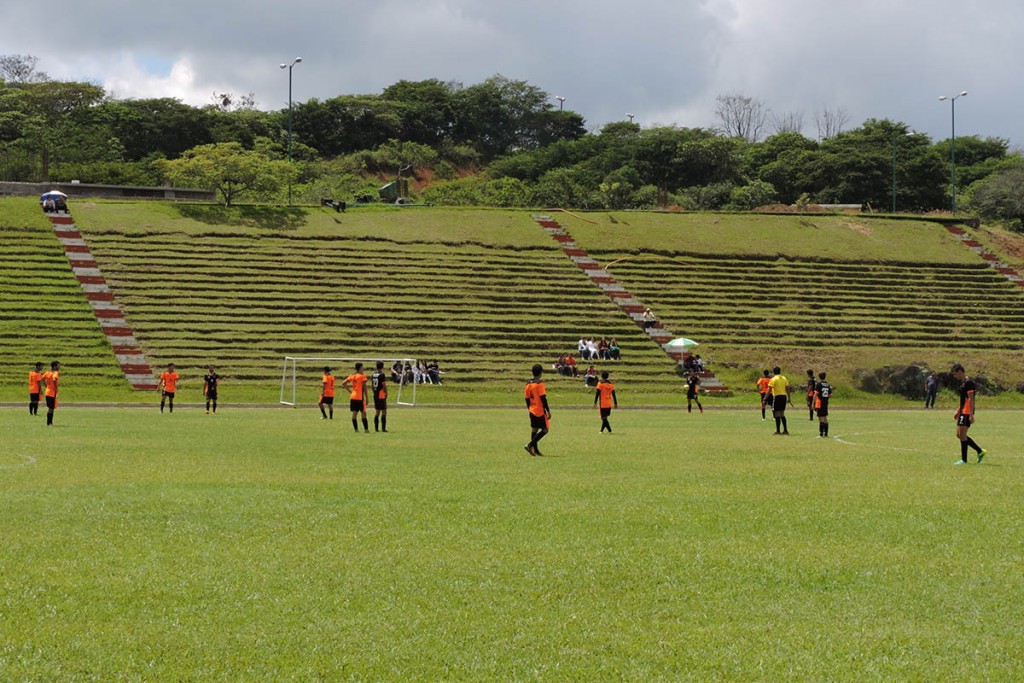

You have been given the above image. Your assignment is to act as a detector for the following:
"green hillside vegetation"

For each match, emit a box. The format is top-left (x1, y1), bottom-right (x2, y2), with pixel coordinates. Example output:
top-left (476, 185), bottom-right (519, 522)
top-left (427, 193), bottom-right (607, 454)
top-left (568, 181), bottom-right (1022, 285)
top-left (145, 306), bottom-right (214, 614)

top-left (3, 198), bottom-right (1024, 403)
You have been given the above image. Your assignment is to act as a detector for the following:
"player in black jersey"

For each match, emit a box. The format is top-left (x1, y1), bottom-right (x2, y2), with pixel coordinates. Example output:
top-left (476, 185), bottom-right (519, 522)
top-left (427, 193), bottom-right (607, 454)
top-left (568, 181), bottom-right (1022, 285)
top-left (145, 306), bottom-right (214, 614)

top-left (203, 366), bottom-right (220, 414)
top-left (371, 361), bottom-right (388, 432)
top-left (686, 370), bottom-right (703, 414)
top-left (814, 372), bottom-right (831, 437)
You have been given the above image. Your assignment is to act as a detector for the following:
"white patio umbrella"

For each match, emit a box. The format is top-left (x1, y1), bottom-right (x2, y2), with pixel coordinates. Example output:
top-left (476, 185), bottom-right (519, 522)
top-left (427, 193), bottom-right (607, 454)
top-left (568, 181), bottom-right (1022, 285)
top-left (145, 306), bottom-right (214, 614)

top-left (665, 337), bottom-right (700, 350)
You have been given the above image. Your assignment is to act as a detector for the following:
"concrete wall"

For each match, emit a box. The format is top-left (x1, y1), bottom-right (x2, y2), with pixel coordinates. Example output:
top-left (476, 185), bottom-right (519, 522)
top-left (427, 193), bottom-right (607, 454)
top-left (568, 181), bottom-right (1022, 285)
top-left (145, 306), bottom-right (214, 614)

top-left (0, 181), bottom-right (215, 202)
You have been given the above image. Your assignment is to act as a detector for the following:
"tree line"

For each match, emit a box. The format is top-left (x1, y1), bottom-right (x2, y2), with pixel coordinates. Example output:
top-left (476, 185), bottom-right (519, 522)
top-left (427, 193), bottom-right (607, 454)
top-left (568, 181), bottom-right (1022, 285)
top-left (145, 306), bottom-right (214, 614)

top-left (2, 54), bottom-right (1023, 227)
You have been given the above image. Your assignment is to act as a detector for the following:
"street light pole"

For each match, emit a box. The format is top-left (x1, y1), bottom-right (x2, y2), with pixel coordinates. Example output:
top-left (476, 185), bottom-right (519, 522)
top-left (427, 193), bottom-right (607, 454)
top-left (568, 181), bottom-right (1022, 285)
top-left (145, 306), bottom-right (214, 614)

top-left (555, 95), bottom-right (565, 110)
top-left (891, 131), bottom-right (913, 213)
top-left (626, 113), bottom-right (635, 123)
top-left (938, 90), bottom-right (967, 214)
top-left (280, 57), bottom-right (302, 205)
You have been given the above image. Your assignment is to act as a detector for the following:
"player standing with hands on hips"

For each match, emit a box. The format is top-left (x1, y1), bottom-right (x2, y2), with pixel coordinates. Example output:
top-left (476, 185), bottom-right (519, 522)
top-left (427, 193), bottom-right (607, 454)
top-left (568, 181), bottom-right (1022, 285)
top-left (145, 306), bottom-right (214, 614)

top-left (594, 370), bottom-right (617, 433)
top-left (159, 363), bottom-right (179, 414)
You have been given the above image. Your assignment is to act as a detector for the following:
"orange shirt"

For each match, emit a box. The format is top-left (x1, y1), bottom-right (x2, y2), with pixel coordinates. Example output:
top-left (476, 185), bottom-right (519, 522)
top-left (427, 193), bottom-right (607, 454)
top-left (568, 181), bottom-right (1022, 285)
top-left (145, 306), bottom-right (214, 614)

top-left (42, 371), bottom-right (59, 398)
top-left (596, 381), bottom-right (616, 409)
top-left (525, 380), bottom-right (547, 417)
top-left (29, 371), bottom-right (43, 394)
top-left (160, 371), bottom-right (179, 393)
top-left (322, 374), bottom-right (336, 398)
top-left (756, 377), bottom-right (771, 394)
top-left (346, 373), bottom-right (368, 401)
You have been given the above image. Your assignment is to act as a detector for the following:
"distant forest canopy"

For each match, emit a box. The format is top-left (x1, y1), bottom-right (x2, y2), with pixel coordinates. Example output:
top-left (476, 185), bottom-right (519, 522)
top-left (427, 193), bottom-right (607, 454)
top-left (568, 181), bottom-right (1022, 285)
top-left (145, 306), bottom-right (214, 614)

top-left (3, 54), bottom-right (1024, 226)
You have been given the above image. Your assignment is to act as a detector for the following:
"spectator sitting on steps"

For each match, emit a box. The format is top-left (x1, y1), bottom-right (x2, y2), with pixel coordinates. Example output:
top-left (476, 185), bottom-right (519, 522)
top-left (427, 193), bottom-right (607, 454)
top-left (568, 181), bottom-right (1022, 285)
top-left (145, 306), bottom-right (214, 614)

top-left (584, 365), bottom-right (598, 387)
top-left (642, 308), bottom-right (656, 329)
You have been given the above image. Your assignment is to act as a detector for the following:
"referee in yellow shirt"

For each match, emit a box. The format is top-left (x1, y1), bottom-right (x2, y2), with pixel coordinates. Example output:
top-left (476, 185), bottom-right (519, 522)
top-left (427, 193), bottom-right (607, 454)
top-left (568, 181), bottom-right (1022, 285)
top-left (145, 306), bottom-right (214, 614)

top-left (767, 366), bottom-right (791, 435)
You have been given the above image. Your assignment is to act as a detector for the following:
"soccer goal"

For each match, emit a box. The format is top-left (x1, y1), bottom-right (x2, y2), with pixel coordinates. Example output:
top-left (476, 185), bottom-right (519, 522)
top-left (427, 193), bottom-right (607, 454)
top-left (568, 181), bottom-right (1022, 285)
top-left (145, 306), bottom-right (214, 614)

top-left (279, 356), bottom-right (418, 407)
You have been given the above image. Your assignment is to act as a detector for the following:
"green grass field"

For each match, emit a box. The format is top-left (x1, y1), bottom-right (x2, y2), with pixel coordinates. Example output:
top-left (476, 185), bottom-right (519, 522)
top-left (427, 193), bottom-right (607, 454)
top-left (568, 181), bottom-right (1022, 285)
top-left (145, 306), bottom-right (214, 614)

top-left (2, 404), bottom-right (1020, 680)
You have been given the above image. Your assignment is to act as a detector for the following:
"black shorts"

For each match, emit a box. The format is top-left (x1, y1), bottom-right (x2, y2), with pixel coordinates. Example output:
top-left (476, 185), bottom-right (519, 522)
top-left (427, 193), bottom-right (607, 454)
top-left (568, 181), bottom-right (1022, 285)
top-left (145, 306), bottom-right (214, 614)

top-left (600, 407), bottom-right (612, 418)
top-left (956, 413), bottom-right (972, 427)
top-left (530, 413), bottom-right (547, 429)
top-left (374, 397), bottom-right (387, 411)
top-left (162, 391), bottom-right (175, 399)
top-left (206, 391), bottom-right (217, 400)
top-left (30, 392), bottom-right (40, 402)
top-left (773, 395), bottom-right (788, 412)
top-left (816, 403), bottom-right (829, 418)
top-left (759, 392), bottom-right (768, 404)
top-left (687, 390), bottom-right (699, 400)
top-left (320, 396), bottom-right (334, 405)
top-left (45, 396), bottom-right (57, 409)
top-left (350, 399), bottom-right (366, 413)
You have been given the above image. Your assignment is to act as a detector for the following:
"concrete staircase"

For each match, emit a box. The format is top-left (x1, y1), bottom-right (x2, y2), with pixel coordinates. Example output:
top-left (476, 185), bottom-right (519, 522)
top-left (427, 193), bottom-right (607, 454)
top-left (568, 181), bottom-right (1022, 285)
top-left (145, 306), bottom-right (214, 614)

top-left (47, 211), bottom-right (158, 390)
top-left (533, 214), bottom-right (728, 393)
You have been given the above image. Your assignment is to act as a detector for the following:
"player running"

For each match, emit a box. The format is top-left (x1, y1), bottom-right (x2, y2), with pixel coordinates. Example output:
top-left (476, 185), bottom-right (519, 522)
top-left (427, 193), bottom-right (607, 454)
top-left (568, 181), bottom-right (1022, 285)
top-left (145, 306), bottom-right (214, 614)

top-left (319, 366), bottom-right (335, 420)
top-left (814, 372), bottom-right (832, 438)
top-left (203, 366), bottom-right (220, 414)
top-left (686, 369), bottom-right (703, 414)
top-left (524, 364), bottom-right (551, 456)
top-left (952, 364), bottom-right (988, 465)
top-left (594, 370), bottom-right (618, 433)
top-left (342, 362), bottom-right (370, 433)
top-left (41, 360), bottom-right (60, 427)
top-left (371, 361), bottom-right (388, 432)
top-left (29, 362), bottom-right (44, 416)
top-left (756, 369), bottom-right (771, 420)
top-left (159, 363), bottom-right (180, 414)
top-left (768, 366), bottom-right (790, 435)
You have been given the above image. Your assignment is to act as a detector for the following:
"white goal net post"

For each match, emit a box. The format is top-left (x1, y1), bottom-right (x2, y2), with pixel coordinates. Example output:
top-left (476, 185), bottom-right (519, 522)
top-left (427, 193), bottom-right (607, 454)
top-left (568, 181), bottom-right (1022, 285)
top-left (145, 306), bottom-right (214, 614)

top-left (280, 356), bottom-right (418, 407)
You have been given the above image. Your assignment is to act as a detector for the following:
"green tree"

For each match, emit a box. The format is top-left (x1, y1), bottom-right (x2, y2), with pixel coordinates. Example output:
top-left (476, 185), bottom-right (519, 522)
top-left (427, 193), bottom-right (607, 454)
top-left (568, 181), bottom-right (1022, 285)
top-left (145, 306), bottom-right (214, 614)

top-left (157, 142), bottom-right (293, 206)
top-left (965, 157), bottom-right (1024, 230)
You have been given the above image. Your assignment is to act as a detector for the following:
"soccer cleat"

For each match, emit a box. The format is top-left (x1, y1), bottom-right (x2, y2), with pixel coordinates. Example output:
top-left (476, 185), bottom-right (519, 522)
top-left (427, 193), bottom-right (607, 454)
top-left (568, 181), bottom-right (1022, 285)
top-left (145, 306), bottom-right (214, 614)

top-left (534, 449), bottom-right (544, 456)
top-left (954, 459), bottom-right (966, 465)
top-left (524, 444), bottom-right (535, 456)
top-left (978, 449), bottom-right (987, 463)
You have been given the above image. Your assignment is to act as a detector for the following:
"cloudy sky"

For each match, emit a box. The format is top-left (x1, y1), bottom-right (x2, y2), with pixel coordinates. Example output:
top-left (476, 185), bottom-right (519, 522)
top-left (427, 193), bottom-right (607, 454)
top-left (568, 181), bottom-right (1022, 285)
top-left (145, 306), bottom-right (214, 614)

top-left (3, 0), bottom-right (1021, 146)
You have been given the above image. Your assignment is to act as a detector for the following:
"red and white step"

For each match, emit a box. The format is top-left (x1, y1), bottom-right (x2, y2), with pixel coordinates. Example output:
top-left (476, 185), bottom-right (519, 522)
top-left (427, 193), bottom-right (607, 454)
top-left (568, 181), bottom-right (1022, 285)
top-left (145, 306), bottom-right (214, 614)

top-left (45, 213), bottom-right (158, 390)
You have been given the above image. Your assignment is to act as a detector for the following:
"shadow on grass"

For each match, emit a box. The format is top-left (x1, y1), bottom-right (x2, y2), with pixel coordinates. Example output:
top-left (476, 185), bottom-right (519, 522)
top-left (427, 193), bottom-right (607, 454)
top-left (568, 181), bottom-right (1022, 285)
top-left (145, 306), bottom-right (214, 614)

top-left (173, 204), bottom-right (306, 231)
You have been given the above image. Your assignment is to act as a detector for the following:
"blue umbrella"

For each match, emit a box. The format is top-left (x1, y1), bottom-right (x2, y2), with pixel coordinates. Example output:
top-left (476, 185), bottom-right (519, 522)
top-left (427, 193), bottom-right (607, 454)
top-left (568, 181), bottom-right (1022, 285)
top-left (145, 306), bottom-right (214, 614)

top-left (40, 190), bottom-right (68, 201)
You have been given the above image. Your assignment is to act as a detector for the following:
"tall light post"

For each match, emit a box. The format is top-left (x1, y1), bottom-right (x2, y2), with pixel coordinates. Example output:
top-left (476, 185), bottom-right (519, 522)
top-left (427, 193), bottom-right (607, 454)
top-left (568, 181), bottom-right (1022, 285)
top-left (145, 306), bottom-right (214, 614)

top-left (555, 95), bottom-right (565, 110)
top-left (891, 131), bottom-right (913, 213)
top-left (626, 113), bottom-right (635, 123)
top-left (938, 90), bottom-right (967, 214)
top-left (280, 57), bottom-right (302, 204)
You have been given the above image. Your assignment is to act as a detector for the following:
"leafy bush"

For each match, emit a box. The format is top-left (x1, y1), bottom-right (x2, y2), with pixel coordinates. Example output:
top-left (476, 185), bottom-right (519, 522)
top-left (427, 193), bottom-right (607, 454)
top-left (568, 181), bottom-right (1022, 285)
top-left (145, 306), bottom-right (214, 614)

top-left (727, 180), bottom-right (779, 210)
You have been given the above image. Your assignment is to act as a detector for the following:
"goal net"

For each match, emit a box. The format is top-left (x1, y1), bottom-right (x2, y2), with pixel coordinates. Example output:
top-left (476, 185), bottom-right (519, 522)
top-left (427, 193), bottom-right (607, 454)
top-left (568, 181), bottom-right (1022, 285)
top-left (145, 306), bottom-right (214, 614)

top-left (279, 356), bottom-right (418, 407)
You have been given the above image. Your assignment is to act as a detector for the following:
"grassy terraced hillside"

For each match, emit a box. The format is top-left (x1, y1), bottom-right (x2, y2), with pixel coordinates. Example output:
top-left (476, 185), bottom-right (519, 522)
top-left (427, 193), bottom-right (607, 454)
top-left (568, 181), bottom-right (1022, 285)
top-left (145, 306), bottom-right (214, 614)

top-left (0, 201), bottom-right (136, 402)
top-left (561, 212), bottom-right (1024, 392)
top-left (68, 204), bottom-right (678, 403)
top-left (4, 198), bottom-right (1024, 403)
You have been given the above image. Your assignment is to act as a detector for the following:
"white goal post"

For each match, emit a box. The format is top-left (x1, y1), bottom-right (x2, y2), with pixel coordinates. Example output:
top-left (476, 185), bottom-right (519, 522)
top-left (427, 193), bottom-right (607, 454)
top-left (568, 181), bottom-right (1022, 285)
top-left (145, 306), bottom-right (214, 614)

top-left (279, 356), bottom-right (418, 407)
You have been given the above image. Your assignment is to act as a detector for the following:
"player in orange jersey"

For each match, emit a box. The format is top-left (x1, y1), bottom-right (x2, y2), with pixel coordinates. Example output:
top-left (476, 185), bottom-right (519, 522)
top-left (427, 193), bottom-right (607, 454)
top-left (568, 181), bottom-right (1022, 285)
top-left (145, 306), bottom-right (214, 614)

top-left (755, 369), bottom-right (771, 420)
top-left (158, 363), bottom-right (180, 413)
top-left (29, 362), bottom-right (44, 415)
top-left (319, 366), bottom-right (335, 420)
top-left (40, 360), bottom-right (61, 426)
top-left (524, 364), bottom-right (551, 455)
top-left (342, 362), bottom-right (370, 433)
top-left (952, 364), bottom-right (988, 465)
top-left (594, 370), bottom-right (618, 433)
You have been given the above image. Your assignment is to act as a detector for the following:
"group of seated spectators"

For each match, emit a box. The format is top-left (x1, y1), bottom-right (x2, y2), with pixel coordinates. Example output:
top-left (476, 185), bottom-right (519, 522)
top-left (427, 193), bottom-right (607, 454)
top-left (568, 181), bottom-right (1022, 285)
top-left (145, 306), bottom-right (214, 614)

top-left (552, 353), bottom-right (603, 387)
top-left (681, 354), bottom-right (705, 373)
top-left (391, 360), bottom-right (443, 385)
top-left (41, 196), bottom-right (68, 213)
top-left (577, 336), bottom-right (621, 361)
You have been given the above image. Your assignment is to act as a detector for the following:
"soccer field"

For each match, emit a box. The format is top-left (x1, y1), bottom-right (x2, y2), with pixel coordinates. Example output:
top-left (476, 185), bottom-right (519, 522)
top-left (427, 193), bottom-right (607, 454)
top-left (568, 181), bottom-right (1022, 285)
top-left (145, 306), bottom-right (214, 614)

top-left (1, 405), bottom-right (1021, 680)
